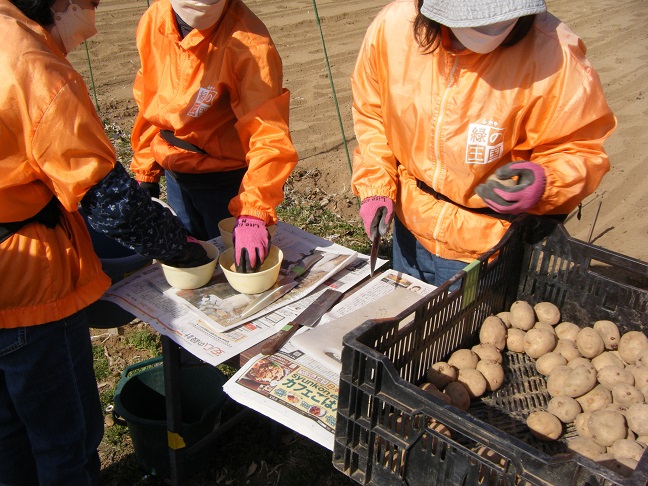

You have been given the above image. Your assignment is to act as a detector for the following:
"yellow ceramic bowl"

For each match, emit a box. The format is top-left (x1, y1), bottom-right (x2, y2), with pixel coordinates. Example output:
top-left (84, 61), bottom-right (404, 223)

top-left (160, 241), bottom-right (219, 290)
top-left (218, 217), bottom-right (277, 249)
top-left (219, 245), bottom-right (283, 294)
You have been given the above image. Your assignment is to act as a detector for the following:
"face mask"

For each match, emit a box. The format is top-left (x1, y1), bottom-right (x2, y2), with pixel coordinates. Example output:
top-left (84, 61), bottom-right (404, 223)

top-left (451, 19), bottom-right (518, 54)
top-left (170, 0), bottom-right (225, 31)
top-left (51, 0), bottom-right (97, 54)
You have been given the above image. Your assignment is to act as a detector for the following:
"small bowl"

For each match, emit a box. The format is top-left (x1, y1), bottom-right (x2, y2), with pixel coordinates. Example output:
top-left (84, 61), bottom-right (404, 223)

top-left (219, 245), bottom-right (283, 294)
top-left (218, 217), bottom-right (277, 249)
top-left (161, 241), bottom-right (219, 290)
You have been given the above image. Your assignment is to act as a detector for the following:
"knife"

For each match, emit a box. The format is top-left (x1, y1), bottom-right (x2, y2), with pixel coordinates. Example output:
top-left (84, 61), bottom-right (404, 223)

top-left (261, 288), bottom-right (343, 355)
top-left (240, 253), bottom-right (324, 319)
top-left (369, 233), bottom-right (380, 277)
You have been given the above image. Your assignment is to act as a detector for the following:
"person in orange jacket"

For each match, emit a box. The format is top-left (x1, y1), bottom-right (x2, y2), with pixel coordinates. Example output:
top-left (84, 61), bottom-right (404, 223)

top-left (353, 0), bottom-right (616, 286)
top-left (0, 0), bottom-right (210, 483)
top-left (130, 0), bottom-right (299, 272)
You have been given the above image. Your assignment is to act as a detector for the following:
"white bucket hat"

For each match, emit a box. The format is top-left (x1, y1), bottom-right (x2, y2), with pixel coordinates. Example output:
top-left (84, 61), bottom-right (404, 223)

top-left (420, 0), bottom-right (546, 28)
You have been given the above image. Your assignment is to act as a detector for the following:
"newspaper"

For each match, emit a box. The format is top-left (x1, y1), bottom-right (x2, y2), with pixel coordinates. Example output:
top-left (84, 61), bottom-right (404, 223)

top-left (223, 269), bottom-right (437, 449)
top-left (101, 221), bottom-right (385, 366)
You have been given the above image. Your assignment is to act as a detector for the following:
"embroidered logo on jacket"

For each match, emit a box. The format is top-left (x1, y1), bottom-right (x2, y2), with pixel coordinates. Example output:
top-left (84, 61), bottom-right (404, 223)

top-left (465, 119), bottom-right (504, 164)
top-left (188, 86), bottom-right (218, 117)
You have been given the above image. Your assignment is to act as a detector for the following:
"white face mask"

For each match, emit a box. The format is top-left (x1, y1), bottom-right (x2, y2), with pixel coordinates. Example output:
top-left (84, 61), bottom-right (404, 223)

top-left (51, 0), bottom-right (97, 54)
top-left (451, 19), bottom-right (518, 54)
top-left (170, 0), bottom-right (225, 31)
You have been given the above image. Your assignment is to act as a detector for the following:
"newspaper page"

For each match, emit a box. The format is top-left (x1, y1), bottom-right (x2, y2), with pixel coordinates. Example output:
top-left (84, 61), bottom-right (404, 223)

top-left (101, 222), bottom-right (386, 366)
top-left (223, 269), bottom-right (437, 449)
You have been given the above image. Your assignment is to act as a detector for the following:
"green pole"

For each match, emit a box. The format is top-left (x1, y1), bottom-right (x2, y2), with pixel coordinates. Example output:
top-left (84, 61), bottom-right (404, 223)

top-left (84, 40), bottom-right (100, 113)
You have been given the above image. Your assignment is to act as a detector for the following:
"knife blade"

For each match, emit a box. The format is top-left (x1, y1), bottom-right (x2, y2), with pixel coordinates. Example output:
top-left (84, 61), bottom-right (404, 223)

top-left (261, 288), bottom-right (343, 355)
top-left (240, 253), bottom-right (324, 319)
top-left (369, 233), bottom-right (380, 277)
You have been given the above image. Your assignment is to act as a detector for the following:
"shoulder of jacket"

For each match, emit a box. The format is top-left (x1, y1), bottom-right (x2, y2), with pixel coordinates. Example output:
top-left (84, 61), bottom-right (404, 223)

top-left (533, 13), bottom-right (590, 65)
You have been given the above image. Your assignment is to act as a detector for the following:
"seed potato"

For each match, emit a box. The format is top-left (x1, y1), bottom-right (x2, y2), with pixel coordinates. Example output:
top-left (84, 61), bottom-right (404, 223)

top-left (426, 361), bottom-right (457, 389)
top-left (554, 339), bottom-right (581, 362)
top-left (593, 320), bottom-right (621, 350)
top-left (547, 395), bottom-right (582, 423)
top-left (574, 412), bottom-right (593, 438)
top-left (555, 322), bottom-right (581, 341)
top-left (534, 322), bottom-right (557, 335)
top-left (563, 365), bottom-right (598, 398)
top-left (448, 349), bottom-right (479, 370)
top-left (627, 365), bottom-right (648, 389)
top-left (547, 365), bottom-right (572, 397)
top-left (509, 300), bottom-right (536, 331)
top-left (587, 410), bottom-right (627, 447)
top-left (576, 327), bottom-right (605, 359)
top-left (567, 357), bottom-right (596, 373)
top-left (527, 411), bottom-right (562, 441)
top-left (476, 360), bottom-right (505, 392)
top-left (506, 328), bottom-right (526, 353)
top-left (534, 302), bottom-right (561, 326)
top-left (419, 382), bottom-right (453, 404)
top-left (524, 328), bottom-right (557, 359)
top-left (472, 343), bottom-right (502, 364)
top-left (457, 368), bottom-right (488, 398)
top-left (568, 436), bottom-right (606, 459)
top-left (597, 365), bottom-right (634, 391)
top-left (479, 316), bottom-right (507, 351)
top-left (612, 384), bottom-right (644, 408)
top-left (609, 439), bottom-right (645, 462)
top-left (636, 348), bottom-right (648, 367)
top-left (496, 311), bottom-right (511, 328)
top-left (535, 352), bottom-right (567, 376)
top-left (444, 381), bottom-right (471, 411)
top-left (618, 331), bottom-right (648, 365)
top-left (591, 352), bottom-right (625, 371)
top-left (576, 385), bottom-right (613, 413)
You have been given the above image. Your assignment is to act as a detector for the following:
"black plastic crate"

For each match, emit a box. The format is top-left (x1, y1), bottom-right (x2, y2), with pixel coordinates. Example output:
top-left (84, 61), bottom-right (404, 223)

top-left (334, 216), bottom-right (648, 486)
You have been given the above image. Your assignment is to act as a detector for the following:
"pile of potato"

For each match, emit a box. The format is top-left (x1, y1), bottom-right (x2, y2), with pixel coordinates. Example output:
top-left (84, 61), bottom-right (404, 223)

top-left (418, 299), bottom-right (648, 478)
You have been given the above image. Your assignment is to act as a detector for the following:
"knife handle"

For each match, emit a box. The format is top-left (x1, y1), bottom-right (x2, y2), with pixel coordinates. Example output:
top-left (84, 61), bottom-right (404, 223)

top-left (261, 321), bottom-right (301, 355)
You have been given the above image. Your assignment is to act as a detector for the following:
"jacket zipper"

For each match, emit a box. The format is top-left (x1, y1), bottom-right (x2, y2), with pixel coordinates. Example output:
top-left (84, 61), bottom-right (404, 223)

top-left (432, 56), bottom-right (459, 255)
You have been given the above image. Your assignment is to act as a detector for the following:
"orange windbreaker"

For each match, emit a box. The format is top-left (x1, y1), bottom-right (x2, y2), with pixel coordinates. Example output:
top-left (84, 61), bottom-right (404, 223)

top-left (351, 1), bottom-right (616, 262)
top-left (130, 0), bottom-right (298, 225)
top-left (0, 0), bottom-right (113, 327)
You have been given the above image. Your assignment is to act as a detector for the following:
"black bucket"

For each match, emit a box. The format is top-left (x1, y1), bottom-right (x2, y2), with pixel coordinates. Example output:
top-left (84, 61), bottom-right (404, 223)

top-left (113, 357), bottom-right (228, 478)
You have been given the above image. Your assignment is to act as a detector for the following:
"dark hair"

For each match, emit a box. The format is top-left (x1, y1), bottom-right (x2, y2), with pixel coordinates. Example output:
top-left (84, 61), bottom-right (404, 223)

top-left (11, 0), bottom-right (57, 26)
top-left (413, 0), bottom-right (537, 53)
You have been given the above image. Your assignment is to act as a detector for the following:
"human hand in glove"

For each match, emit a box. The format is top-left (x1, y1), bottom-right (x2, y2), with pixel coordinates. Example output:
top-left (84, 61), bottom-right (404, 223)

top-left (159, 237), bottom-right (212, 268)
top-left (359, 196), bottom-right (394, 240)
top-left (138, 181), bottom-right (160, 199)
top-left (232, 216), bottom-right (270, 273)
top-left (475, 161), bottom-right (546, 214)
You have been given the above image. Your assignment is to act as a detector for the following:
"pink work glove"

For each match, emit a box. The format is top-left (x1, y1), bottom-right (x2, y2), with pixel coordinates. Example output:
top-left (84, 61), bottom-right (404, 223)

top-left (475, 161), bottom-right (546, 214)
top-left (232, 216), bottom-right (270, 273)
top-left (359, 196), bottom-right (394, 240)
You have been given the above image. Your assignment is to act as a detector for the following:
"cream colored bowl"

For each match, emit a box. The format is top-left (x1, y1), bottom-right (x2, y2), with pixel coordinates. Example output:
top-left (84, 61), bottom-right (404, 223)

top-left (218, 217), bottom-right (277, 249)
top-left (219, 245), bottom-right (283, 294)
top-left (160, 241), bottom-right (219, 290)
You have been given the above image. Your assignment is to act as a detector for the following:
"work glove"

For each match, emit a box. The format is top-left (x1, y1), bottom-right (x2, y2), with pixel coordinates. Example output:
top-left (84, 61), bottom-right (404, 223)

top-left (232, 216), bottom-right (270, 273)
top-left (159, 237), bottom-right (212, 268)
top-left (359, 196), bottom-right (394, 240)
top-left (475, 161), bottom-right (546, 214)
top-left (138, 181), bottom-right (160, 199)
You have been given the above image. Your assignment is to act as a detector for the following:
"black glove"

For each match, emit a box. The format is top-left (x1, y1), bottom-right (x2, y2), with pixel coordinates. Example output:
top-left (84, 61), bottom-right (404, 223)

top-left (159, 241), bottom-right (211, 268)
top-left (138, 181), bottom-right (160, 199)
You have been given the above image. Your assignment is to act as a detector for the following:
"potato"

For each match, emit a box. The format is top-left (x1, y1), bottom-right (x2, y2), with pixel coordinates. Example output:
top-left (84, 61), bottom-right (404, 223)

top-left (568, 437), bottom-right (606, 459)
top-left (524, 328), bottom-right (557, 359)
top-left (597, 365), bottom-right (634, 391)
top-left (641, 385), bottom-right (648, 403)
top-left (554, 339), bottom-right (581, 362)
top-left (604, 403), bottom-right (629, 415)
top-left (588, 410), bottom-right (627, 447)
top-left (509, 301), bottom-right (536, 331)
top-left (567, 357), bottom-right (596, 373)
top-left (613, 384), bottom-right (644, 407)
top-left (506, 328), bottom-right (526, 353)
top-left (610, 439), bottom-right (645, 462)
top-left (419, 382), bottom-right (453, 404)
top-left (555, 322), bottom-right (581, 341)
top-left (637, 436), bottom-right (648, 446)
top-left (476, 360), bottom-right (505, 392)
top-left (535, 352), bottom-right (567, 376)
top-left (472, 343), bottom-right (502, 364)
top-left (618, 331), bottom-right (648, 365)
top-left (593, 320), bottom-right (621, 351)
top-left (627, 365), bottom-right (648, 389)
top-left (427, 419), bottom-right (452, 438)
top-left (527, 411), bottom-right (562, 441)
top-left (448, 349), bottom-right (479, 370)
top-left (636, 348), bottom-right (648, 368)
top-left (533, 322), bottom-right (556, 335)
top-left (574, 412), bottom-right (593, 438)
top-left (577, 385), bottom-right (613, 413)
top-left (475, 446), bottom-right (506, 467)
top-left (444, 381), bottom-right (471, 411)
top-left (597, 456), bottom-right (638, 477)
top-left (547, 396), bottom-right (581, 423)
top-left (426, 361), bottom-right (457, 389)
top-left (563, 365), bottom-right (598, 398)
top-left (591, 351), bottom-right (625, 371)
top-left (496, 311), bottom-right (511, 328)
top-left (576, 327), bottom-right (605, 359)
top-left (479, 316), bottom-right (507, 351)
top-left (534, 302), bottom-right (561, 326)
top-left (457, 368), bottom-right (488, 398)
top-left (547, 365), bottom-right (572, 397)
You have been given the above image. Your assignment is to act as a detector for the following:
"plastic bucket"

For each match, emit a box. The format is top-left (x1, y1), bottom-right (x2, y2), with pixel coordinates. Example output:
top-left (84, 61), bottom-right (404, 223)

top-left (113, 357), bottom-right (228, 478)
top-left (81, 209), bottom-right (152, 328)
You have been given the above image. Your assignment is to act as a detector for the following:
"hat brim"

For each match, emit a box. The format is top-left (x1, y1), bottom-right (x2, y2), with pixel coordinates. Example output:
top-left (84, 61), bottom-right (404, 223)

top-left (420, 0), bottom-right (546, 28)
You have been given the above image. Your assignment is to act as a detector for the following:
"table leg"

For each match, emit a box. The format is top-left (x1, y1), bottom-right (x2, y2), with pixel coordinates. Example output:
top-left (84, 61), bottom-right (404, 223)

top-left (162, 335), bottom-right (185, 485)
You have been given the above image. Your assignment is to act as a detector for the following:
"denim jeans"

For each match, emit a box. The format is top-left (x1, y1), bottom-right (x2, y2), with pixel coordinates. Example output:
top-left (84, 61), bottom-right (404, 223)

top-left (392, 216), bottom-right (468, 287)
top-left (0, 311), bottom-right (103, 486)
top-left (166, 169), bottom-right (246, 241)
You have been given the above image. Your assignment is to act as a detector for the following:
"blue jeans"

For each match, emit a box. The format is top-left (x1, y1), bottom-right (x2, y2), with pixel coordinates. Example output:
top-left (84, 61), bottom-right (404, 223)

top-left (0, 311), bottom-right (103, 486)
top-left (166, 169), bottom-right (246, 241)
top-left (392, 217), bottom-right (467, 287)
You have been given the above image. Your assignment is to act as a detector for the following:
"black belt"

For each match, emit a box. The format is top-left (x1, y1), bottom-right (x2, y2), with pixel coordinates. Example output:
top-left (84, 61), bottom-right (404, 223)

top-left (415, 179), bottom-right (516, 222)
top-left (0, 197), bottom-right (61, 244)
